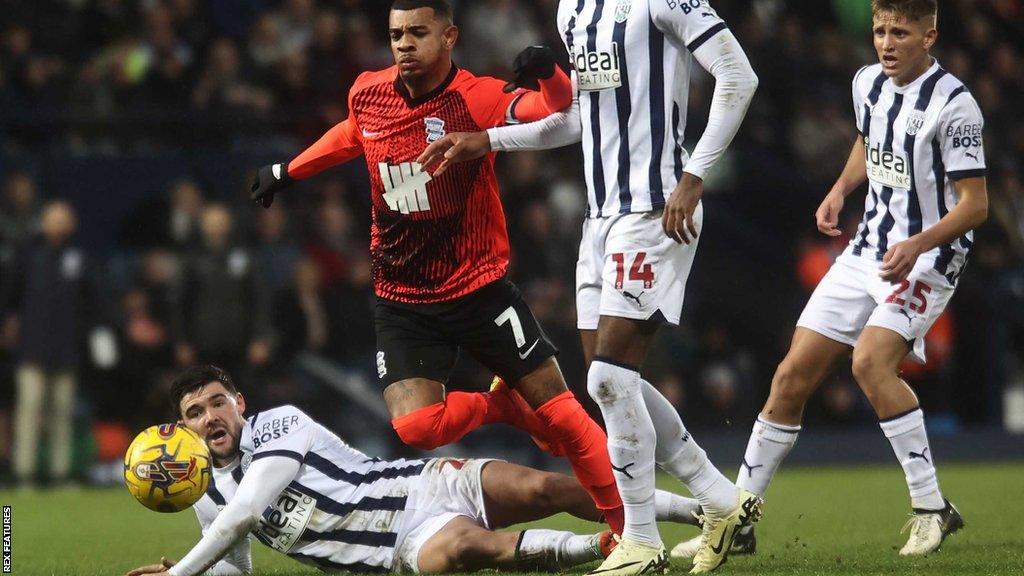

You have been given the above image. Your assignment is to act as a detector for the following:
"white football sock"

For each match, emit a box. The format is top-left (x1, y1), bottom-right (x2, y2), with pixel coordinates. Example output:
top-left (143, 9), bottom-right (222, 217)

top-left (638, 377), bottom-right (737, 518)
top-left (516, 529), bottom-right (602, 569)
top-left (736, 417), bottom-right (801, 497)
top-left (588, 359), bottom-right (659, 545)
top-left (655, 489), bottom-right (702, 526)
top-left (879, 408), bottom-right (945, 510)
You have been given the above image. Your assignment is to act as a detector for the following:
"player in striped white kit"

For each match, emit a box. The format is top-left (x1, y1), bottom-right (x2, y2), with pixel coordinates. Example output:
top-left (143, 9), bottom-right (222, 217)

top-left (419, 0), bottom-right (761, 573)
top-left (125, 365), bottom-right (703, 576)
top-left (672, 0), bottom-right (985, 560)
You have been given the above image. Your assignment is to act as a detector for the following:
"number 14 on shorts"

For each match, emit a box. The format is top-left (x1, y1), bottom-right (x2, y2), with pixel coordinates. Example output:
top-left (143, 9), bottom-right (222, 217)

top-left (612, 252), bottom-right (654, 290)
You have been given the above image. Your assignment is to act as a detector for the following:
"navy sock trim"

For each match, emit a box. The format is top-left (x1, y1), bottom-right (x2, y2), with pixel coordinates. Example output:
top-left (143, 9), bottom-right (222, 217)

top-left (879, 406), bottom-right (921, 423)
top-left (592, 356), bottom-right (640, 373)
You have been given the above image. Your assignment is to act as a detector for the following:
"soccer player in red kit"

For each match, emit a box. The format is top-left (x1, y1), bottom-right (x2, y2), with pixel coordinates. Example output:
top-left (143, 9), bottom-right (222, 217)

top-left (249, 0), bottom-right (625, 534)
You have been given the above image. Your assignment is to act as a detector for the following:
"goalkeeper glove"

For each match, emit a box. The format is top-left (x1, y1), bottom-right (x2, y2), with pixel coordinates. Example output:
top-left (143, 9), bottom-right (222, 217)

top-left (503, 46), bottom-right (558, 93)
top-left (250, 163), bottom-right (293, 208)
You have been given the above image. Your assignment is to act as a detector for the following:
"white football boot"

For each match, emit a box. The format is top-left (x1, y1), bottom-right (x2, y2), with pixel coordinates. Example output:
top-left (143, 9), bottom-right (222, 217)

top-left (899, 499), bottom-right (964, 556)
top-left (586, 538), bottom-right (669, 576)
top-left (690, 489), bottom-right (763, 573)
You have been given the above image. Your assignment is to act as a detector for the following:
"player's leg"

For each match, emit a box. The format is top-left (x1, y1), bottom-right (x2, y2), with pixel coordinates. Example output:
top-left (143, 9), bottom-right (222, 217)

top-left (456, 279), bottom-right (625, 534)
top-left (857, 268), bottom-right (963, 555)
top-left (377, 301), bottom-right (519, 450)
top-left (852, 327), bottom-right (962, 555)
top-left (671, 328), bottom-right (851, 560)
top-left (416, 516), bottom-right (606, 573)
top-left (739, 328), bottom-right (851, 498)
top-left (480, 460), bottom-right (603, 526)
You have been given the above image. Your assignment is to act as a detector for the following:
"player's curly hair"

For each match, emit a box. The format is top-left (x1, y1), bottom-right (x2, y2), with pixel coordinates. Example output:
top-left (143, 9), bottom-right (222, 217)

top-left (872, 0), bottom-right (938, 23)
top-left (391, 0), bottom-right (453, 22)
top-left (170, 365), bottom-right (239, 418)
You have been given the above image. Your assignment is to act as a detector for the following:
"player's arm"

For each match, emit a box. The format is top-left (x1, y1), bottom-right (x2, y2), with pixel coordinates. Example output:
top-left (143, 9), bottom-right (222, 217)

top-left (163, 457), bottom-right (301, 576)
top-left (250, 116), bottom-right (364, 208)
top-left (816, 137), bottom-right (868, 237)
top-left (880, 94), bottom-right (988, 282)
top-left (500, 47), bottom-right (573, 123)
top-left (652, 5), bottom-right (758, 243)
top-left (417, 74), bottom-right (582, 175)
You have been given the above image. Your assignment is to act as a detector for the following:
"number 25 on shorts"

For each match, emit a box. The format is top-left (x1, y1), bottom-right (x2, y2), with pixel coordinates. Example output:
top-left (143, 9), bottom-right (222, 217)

top-left (886, 279), bottom-right (932, 314)
top-left (611, 252), bottom-right (654, 290)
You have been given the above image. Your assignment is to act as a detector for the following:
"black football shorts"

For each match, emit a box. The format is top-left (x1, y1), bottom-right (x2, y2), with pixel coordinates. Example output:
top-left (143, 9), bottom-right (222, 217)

top-left (374, 277), bottom-right (559, 387)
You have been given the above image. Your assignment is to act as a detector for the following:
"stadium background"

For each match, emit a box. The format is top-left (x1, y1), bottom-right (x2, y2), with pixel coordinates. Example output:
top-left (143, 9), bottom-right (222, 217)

top-left (0, 0), bottom-right (1022, 490)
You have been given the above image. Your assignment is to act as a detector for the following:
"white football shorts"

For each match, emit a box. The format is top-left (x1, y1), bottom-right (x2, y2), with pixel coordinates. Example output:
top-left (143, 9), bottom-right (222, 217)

top-left (576, 205), bottom-right (703, 329)
top-left (796, 253), bottom-right (956, 363)
top-left (393, 458), bottom-right (495, 573)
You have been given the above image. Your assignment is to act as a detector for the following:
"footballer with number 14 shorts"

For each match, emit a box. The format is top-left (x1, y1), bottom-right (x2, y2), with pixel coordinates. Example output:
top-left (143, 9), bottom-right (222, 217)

top-left (249, 0), bottom-right (628, 536)
top-left (420, 0), bottom-right (763, 572)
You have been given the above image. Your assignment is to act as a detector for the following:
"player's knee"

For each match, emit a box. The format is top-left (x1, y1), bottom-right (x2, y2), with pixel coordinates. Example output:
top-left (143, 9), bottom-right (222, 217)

top-left (391, 404), bottom-right (446, 450)
top-left (769, 361), bottom-right (814, 407)
top-left (446, 525), bottom-right (492, 568)
top-left (526, 473), bottom-right (564, 510)
top-left (586, 360), bottom-right (634, 405)
top-left (851, 349), bottom-right (886, 385)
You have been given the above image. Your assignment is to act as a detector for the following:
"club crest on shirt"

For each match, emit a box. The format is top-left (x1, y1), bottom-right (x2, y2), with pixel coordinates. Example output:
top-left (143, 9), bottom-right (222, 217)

top-left (615, 0), bottom-right (633, 22)
top-left (905, 110), bottom-right (926, 136)
top-left (425, 117), bottom-right (445, 143)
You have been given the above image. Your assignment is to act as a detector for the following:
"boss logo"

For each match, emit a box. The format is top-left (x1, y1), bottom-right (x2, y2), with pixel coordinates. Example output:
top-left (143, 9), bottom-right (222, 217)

top-left (665, 0), bottom-right (705, 13)
top-left (947, 123), bottom-right (982, 149)
top-left (572, 43), bottom-right (622, 91)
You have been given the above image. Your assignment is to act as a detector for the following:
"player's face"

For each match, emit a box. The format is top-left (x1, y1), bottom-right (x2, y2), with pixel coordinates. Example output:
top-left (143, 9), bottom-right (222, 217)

top-left (872, 11), bottom-right (937, 85)
top-left (388, 8), bottom-right (457, 82)
top-left (179, 382), bottom-right (247, 465)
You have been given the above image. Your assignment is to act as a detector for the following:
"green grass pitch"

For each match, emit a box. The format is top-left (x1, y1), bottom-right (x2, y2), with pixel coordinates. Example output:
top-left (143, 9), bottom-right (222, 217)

top-left (3, 462), bottom-right (1022, 575)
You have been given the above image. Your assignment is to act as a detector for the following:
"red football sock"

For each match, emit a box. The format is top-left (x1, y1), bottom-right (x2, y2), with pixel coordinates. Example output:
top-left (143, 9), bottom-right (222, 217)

top-left (535, 391), bottom-right (624, 534)
top-left (391, 392), bottom-right (515, 450)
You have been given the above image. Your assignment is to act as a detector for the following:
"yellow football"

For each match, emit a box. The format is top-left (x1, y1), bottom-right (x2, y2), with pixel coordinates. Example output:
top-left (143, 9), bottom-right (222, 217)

top-left (124, 424), bottom-right (212, 513)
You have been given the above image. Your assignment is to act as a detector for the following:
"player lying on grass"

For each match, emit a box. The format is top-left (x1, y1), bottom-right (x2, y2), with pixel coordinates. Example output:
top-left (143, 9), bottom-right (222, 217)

top-left (125, 365), bottom-right (702, 576)
top-left (249, 0), bottom-right (626, 535)
top-left (673, 0), bottom-right (982, 561)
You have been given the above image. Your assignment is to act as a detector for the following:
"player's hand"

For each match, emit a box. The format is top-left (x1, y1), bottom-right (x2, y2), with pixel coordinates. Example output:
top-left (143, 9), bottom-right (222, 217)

top-left (815, 189), bottom-right (845, 237)
top-left (880, 237), bottom-right (923, 283)
top-left (503, 46), bottom-right (558, 93)
top-left (416, 131), bottom-right (491, 176)
top-left (662, 172), bottom-right (702, 244)
top-left (125, 556), bottom-right (176, 576)
top-left (250, 163), bottom-right (293, 208)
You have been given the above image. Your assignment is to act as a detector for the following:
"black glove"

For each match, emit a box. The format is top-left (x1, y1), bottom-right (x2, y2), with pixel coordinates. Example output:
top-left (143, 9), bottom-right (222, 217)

top-left (250, 163), bottom-right (294, 208)
top-left (503, 46), bottom-right (558, 93)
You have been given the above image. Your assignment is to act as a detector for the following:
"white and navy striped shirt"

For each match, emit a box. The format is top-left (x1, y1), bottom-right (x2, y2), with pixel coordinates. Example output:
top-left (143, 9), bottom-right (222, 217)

top-left (847, 60), bottom-right (986, 284)
top-left (558, 0), bottom-right (731, 217)
top-left (193, 406), bottom-right (427, 573)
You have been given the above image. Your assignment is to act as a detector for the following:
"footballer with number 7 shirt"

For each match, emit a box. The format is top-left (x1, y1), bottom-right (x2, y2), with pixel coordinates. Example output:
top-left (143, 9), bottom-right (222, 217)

top-left (249, 0), bottom-right (626, 535)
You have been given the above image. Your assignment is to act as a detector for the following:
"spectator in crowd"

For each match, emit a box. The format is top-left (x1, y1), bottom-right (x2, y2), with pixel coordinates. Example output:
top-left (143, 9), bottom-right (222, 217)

top-left (2, 201), bottom-right (97, 487)
top-left (172, 204), bottom-right (272, 385)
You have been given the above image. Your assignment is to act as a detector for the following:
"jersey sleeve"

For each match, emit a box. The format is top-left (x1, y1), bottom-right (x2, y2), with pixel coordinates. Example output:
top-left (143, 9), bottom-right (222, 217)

top-left (287, 73), bottom-right (372, 179)
top-left (248, 405), bottom-right (317, 464)
top-left (852, 66), bottom-right (869, 132)
top-left (286, 118), bottom-right (363, 180)
top-left (193, 501), bottom-right (253, 576)
top-left (937, 91), bottom-right (986, 180)
top-left (650, 0), bottom-right (728, 53)
top-left (464, 67), bottom-right (573, 129)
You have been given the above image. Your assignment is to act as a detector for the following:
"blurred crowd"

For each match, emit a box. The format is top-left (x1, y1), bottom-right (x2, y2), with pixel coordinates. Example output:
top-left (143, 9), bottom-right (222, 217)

top-left (0, 0), bottom-right (1022, 487)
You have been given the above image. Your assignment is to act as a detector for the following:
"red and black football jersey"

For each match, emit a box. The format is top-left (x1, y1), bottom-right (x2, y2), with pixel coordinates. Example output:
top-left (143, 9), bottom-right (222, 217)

top-left (287, 64), bottom-right (571, 303)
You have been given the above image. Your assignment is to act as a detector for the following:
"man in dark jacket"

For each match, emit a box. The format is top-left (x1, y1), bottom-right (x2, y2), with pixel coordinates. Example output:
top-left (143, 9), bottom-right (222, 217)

top-left (2, 201), bottom-right (96, 486)
top-left (173, 204), bottom-right (272, 382)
